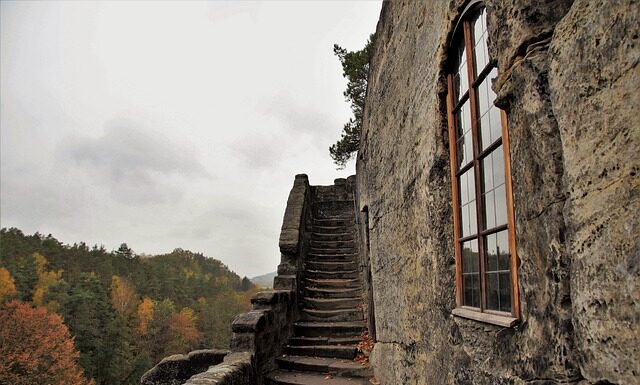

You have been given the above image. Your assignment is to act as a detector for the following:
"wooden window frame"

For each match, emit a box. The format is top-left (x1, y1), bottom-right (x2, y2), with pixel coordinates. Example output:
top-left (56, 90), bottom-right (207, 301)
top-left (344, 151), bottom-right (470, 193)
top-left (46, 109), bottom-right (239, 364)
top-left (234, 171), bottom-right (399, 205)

top-left (445, 3), bottom-right (520, 327)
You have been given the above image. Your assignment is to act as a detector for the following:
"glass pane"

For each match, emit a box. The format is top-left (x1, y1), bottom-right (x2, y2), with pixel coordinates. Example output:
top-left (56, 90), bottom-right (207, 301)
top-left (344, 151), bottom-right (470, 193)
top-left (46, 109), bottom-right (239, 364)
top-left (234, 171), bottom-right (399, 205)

top-left (486, 272), bottom-right (499, 310)
top-left (461, 201), bottom-right (478, 238)
top-left (493, 145), bottom-right (505, 187)
top-left (453, 73), bottom-right (461, 102)
top-left (469, 200), bottom-right (477, 236)
top-left (462, 239), bottom-right (479, 273)
top-left (464, 129), bottom-right (473, 166)
top-left (461, 204), bottom-right (469, 237)
top-left (456, 137), bottom-right (465, 169)
top-left (489, 106), bottom-right (502, 145)
top-left (474, 9), bottom-right (484, 44)
top-left (459, 168), bottom-right (475, 206)
top-left (485, 232), bottom-right (498, 272)
top-left (461, 101), bottom-right (472, 135)
top-left (484, 189), bottom-right (496, 229)
top-left (496, 230), bottom-right (510, 271)
top-left (475, 36), bottom-right (488, 74)
top-left (495, 184), bottom-right (508, 226)
top-left (480, 110), bottom-right (491, 151)
top-left (499, 272), bottom-right (512, 312)
top-left (478, 77), bottom-right (490, 117)
top-left (463, 274), bottom-right (480, 308)
top-left (482, 154), bottom-right (494, 193)
top-left (459, 47), bottom-right (469, 97)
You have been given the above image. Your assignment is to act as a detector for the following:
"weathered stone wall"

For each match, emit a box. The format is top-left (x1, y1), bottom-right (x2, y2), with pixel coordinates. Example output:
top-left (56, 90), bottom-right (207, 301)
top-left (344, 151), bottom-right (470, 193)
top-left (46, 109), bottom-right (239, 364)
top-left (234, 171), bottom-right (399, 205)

top-left (357, 1), bottom-right (638, 384)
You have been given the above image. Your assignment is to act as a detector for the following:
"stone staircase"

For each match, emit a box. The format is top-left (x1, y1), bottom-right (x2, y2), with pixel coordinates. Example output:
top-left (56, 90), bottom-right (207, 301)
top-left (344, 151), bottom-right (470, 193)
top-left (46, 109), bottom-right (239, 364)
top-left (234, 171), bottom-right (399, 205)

top-left (265, 185), bottom-right (372, 385)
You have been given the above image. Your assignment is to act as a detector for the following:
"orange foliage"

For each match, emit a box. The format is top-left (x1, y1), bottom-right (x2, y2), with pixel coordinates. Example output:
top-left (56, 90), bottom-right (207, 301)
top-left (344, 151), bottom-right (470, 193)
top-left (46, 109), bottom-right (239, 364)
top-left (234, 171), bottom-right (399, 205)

top-left (168, 307), bottom-right (201, 353)
top-left (136, 297), bottom-right (154, 336)
top-left (0, 300), bottom-right (94, 385)
top-left (0, 267), bottom-right (17, 302)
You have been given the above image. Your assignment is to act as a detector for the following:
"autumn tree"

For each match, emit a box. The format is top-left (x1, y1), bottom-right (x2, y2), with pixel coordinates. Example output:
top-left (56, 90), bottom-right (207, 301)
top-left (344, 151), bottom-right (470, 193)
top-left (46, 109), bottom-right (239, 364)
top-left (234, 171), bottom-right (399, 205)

top-left (329, 33), bottom-right (376, 168)
top-left (110, 276), bottom-right (137, 318)
top-left (168, 307), bottom-right (201, 353)
top-left (0, 300), bottom-right (94, 385)
top-left (136, 297), bottom-right (154, 336)
top-left (0, 267), bottom-right (17, 302)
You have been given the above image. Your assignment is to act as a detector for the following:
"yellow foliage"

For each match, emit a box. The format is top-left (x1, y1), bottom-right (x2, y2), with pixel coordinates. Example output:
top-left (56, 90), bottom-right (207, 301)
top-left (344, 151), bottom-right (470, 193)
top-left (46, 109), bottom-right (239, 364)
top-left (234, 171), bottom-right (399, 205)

top-left (137, 297), bottom-right (154, 336)
top-left (33, 252), bottom-right (48, 275)
top-left (110, 276), bottom-right (137, 317)
top-left (33, 269), bottom-right (63, 307)
top-left (0, 268), bottom-right (17, 302)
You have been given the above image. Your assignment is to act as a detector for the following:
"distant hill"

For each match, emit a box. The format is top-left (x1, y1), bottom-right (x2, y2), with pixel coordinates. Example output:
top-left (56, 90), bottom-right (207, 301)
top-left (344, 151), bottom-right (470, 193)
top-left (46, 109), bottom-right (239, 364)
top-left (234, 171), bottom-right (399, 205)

top-left (251, 271), bottom-right (276, 288)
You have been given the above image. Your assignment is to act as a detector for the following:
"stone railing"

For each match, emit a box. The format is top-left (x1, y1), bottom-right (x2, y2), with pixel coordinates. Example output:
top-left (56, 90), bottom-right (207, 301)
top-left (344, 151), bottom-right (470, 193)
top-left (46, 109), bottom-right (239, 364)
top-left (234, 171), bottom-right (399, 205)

top-left (140, 174), bottom-right (311, 385)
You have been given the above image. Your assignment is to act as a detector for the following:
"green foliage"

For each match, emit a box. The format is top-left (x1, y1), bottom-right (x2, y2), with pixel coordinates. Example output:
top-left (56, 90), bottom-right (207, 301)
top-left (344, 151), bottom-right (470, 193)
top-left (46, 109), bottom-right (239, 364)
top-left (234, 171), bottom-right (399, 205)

top-left (0, 227), bottom-right (256, 385)
top-left (330, 33), bottom-right (376, 169)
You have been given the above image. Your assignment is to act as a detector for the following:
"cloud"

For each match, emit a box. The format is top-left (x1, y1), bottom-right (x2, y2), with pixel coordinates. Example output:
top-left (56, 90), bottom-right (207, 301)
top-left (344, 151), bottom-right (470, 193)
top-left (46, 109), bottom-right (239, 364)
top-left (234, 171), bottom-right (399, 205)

top-left (60, 119), bottom-right (210, 205)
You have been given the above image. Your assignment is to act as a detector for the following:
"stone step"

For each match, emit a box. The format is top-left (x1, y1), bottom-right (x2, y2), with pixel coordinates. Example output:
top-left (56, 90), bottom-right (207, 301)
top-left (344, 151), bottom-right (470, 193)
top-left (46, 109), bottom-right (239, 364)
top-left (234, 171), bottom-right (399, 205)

top-left (304, 278), bottom-right (361, 289)
top-left (310, 240), bottom-right (356, 249)
top-left (300, 308), bottom-right (363, 322)
top-left (304, 287), bottom-right (362, 299)
top-left (287, 336), bottom-right (362, 346)
top-left (312, 218), bottom-right (354, 227)
top-left (308, 247), bottom-right (357, 255)
top-left (305, 269), bottom-right (359, 280)
top-left (285, 345), bottom-right (357, 359)
top-left (305, 261), bottom-right (357, 272)
top-left (265, 370), bottom-right (370, 385)
top-left (294, 321), bottom-right (366, 337)
top-left (303, 297), bottom-right (362, 310)
top-left (307, 252), bottom-right (358, 260)
top-left (276, 356), bottom-right (373, 378)
top-left (311, 233), bottom-right (355, 242)
top-left (312, 225), bottom-right (354, 234)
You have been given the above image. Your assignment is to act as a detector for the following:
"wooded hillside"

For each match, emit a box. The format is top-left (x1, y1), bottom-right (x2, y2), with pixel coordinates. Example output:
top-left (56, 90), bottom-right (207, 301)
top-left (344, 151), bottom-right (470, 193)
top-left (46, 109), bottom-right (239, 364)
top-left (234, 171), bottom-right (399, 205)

top-left (0, 227), bottom-right (257, 385)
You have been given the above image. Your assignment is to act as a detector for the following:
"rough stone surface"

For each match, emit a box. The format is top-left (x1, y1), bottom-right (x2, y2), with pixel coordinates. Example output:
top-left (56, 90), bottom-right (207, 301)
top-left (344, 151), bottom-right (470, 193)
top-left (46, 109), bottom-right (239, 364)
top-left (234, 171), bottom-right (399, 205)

top-left (183, 352), bottom-right (255, 385)
top-left (356, 1), bottom-right (638, 384)
top-left (548, 1), bottom-right (640, 383)
top-left (140, 350), bottom-right (229, 385)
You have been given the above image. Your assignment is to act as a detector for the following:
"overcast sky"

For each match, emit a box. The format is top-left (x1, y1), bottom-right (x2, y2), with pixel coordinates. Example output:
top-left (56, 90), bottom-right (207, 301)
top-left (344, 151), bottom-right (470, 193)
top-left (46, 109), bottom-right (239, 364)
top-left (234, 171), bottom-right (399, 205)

top-left (0, 1), bottom-right (381, 278)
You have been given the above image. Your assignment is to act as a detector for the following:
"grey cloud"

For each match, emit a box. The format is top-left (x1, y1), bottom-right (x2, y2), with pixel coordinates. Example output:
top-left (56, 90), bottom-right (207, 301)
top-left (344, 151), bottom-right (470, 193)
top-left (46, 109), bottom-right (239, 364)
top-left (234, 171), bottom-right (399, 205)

top-left (230, 133), bottom-right (285, 169)
top-left (59, 119), bottom-right (210, 205)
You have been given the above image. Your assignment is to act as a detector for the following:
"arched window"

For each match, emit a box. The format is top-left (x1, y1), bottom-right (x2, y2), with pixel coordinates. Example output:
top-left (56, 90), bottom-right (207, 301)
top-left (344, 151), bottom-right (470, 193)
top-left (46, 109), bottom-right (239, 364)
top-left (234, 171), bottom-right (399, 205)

top-left (446, 3), bottom-right (520, 326)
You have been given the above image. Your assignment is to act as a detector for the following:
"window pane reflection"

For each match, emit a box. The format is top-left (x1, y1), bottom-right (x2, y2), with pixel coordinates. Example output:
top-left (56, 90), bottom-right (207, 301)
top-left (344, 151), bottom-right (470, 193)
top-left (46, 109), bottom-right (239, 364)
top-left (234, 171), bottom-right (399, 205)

top-left (462, 239), bottom-right (480, 308)
top-left (459, 169), bottom-right (476, 206)
top-left (485, 230), bottom-right (511, 312)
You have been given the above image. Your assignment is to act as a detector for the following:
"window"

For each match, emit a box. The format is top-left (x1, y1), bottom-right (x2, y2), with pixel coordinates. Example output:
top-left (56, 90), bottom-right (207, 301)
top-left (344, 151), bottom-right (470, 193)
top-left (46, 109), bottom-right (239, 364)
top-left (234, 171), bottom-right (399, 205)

top-left (445, 4), bottom-right (520, 326)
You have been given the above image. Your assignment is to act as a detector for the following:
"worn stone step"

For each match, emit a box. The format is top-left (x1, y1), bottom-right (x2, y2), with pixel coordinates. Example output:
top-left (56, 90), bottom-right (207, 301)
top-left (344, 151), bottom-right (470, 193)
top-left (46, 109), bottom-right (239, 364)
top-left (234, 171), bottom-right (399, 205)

top-left (285, 345), bottom-right (357, 359)
top-left (307, 252), bottom-right (358, 260)
top-left (305, 287), bottom-right (362, 299)
top-left (276, 356), bottom-right (373, 378)
top-left (310, 240), bottom-right (356, 248)
top-left (305, 269), bottom-right (359, 280)
top-left (287, 336), bottom-right (362, 346)
top-left (303, 297), bottom-right (362, 310)
top-left (265, 370), bottom-right (370, 385)
top-left (305, 261), bottom-right (357, 272)
top-left (294, 321), bottom-right (366, 337)
top-left (301, 308), bottom-right (363, 322)
top-left (304, 278), bottom-right (361, 289)
top-left (311, 233), bottom-right (355, 242)
top-left (313, 218), bottom-right (353, 227)
top-left (308, 247), bottom-right (356, 255)
top-left (312, 225), bottom-right (354, 234)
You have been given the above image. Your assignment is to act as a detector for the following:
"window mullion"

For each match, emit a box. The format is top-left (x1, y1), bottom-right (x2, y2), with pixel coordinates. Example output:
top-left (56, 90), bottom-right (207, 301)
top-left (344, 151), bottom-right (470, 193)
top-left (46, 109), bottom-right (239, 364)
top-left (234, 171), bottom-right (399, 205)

top-left (463, 20), bottom-right (487, 312)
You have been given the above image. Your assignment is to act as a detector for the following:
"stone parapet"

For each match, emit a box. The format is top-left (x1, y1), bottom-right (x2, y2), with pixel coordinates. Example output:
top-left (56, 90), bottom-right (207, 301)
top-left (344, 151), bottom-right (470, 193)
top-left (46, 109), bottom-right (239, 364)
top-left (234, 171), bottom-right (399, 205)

top-left (140, 350), bottom-right (229, 385)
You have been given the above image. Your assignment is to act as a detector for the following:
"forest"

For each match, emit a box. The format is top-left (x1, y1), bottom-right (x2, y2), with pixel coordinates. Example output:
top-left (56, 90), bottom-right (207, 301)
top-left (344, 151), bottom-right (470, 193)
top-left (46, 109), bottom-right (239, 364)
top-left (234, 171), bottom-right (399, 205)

top-left (0, 227), bottom-right (258, 385)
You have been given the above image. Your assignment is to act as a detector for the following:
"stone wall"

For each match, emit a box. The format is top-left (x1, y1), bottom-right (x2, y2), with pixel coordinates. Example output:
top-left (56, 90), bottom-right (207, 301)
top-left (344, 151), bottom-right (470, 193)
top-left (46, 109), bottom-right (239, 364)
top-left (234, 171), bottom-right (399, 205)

top-left (356, 1), bottom-right (638, 384)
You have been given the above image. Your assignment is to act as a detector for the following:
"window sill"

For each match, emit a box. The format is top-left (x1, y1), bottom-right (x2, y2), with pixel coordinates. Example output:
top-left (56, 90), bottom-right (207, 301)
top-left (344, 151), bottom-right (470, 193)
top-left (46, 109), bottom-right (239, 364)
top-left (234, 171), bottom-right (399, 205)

top-left (452, 307), bottom-right (519, 328)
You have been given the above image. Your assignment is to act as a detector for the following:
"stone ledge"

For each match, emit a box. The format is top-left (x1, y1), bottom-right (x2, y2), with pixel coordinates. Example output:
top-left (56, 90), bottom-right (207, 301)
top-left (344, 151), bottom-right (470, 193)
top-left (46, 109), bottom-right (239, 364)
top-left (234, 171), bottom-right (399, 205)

top-left (183, 352), bottom-right (254, 385)
top-left (140, 349), bottom-right (229, 385)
